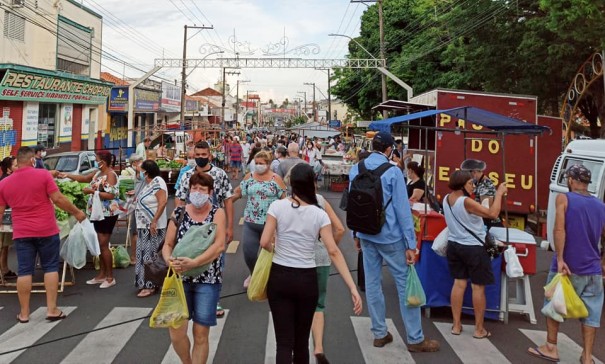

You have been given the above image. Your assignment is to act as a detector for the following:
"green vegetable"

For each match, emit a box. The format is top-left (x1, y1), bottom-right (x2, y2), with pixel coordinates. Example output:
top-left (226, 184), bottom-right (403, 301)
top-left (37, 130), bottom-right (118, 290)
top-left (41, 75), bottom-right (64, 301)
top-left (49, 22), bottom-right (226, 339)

top-left (56, 181), bottom-right (88, 211)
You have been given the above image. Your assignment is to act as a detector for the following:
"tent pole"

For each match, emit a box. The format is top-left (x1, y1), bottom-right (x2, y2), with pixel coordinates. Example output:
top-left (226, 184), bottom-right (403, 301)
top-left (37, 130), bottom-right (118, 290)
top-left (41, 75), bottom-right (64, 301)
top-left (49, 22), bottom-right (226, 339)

top-left (500, 133), bottom-right (510, 244)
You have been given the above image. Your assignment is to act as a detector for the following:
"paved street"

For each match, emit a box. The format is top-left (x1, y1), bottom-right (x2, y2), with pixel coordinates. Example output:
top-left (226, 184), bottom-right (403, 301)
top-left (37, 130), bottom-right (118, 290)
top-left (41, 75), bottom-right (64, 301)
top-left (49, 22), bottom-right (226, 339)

top-left (0, 188), bottom-right (603, 364)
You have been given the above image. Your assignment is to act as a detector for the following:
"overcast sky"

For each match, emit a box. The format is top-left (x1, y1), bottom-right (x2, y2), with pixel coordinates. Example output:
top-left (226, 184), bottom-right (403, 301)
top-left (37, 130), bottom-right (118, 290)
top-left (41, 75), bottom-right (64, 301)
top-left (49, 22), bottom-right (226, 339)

top-left (84, 0), bottom-right (368, 104)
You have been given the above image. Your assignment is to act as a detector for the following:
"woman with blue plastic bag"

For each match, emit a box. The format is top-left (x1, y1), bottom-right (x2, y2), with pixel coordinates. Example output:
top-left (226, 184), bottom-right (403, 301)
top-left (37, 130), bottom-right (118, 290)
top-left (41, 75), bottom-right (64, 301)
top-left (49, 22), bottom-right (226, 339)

top-left (161, 172), bottom-right (226, 364)
top-left (260, 163), bottom-right (362, 364)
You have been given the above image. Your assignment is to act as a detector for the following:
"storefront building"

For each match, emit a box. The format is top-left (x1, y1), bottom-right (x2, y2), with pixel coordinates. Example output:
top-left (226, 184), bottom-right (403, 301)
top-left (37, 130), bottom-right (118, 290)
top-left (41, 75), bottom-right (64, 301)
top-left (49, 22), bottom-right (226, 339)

top-left (0, 65), bottom-right (111, 158)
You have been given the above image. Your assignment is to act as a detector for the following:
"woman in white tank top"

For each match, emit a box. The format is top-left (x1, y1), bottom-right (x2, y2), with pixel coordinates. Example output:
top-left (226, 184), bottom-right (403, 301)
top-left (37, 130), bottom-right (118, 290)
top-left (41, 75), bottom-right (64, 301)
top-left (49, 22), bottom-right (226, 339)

top-left (443, 170), bottom-right (507, 340)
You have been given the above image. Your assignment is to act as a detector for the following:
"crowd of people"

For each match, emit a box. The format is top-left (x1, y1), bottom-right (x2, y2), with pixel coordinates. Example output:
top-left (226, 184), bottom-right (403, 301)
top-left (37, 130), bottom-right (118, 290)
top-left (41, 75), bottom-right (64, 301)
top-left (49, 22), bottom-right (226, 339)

top-left (0, 128), bottom-right (603, 364)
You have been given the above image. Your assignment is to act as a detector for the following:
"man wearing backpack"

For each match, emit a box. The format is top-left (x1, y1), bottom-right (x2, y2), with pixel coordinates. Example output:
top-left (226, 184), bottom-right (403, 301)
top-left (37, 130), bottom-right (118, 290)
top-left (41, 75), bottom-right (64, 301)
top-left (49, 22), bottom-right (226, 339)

top-left (348, 131), bottom-right (440, 353)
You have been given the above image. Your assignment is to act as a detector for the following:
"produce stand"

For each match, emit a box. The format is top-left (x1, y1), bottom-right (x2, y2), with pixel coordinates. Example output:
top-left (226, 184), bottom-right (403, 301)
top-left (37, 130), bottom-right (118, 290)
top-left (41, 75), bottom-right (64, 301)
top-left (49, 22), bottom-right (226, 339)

top-left (321, 152), bottom-right (355, 192)
top-left (156, 158), bottom-right (184, 196)
top-left (0, 215), bottom-right (76, 293)
top-left (369, 106), bottom-right (550, 324)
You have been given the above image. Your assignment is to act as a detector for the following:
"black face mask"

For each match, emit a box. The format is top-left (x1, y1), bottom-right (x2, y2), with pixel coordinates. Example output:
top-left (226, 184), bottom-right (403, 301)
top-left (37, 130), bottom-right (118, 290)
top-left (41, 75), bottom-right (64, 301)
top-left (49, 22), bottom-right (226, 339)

top-left (195, 157), bottom-right (209, 168)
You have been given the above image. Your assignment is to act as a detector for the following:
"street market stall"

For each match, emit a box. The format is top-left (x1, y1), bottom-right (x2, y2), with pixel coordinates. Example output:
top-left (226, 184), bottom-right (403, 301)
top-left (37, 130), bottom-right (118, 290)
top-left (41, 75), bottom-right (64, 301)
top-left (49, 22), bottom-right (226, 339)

top-left (369, 106), bottom-right (549, 323)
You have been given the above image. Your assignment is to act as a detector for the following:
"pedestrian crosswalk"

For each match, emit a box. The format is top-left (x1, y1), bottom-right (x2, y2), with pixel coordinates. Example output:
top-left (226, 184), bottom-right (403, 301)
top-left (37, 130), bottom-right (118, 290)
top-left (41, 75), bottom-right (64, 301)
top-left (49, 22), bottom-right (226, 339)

top-left (0, 306), bottom-right (602, 364)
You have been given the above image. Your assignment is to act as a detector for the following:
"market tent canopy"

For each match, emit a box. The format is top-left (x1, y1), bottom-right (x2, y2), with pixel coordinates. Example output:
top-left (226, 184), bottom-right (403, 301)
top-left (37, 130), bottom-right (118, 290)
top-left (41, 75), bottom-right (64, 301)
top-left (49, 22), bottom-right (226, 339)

top-left (369, 107), bottom-right (551, 135)
top-left (288, 121), bottom-right (341, 138)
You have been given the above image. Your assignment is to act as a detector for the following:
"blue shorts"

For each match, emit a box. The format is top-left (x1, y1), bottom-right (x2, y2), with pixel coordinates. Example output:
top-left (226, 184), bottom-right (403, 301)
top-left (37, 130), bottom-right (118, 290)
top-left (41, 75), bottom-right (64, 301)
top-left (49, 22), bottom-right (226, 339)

top-left (182, 282), bottom-right (222, 327)
top-left (15, 234), bottom-right (61, 276)
top-left (230, 160), bottom-right (242, 168)
top-left (544, 271), bottom-right (604, 328)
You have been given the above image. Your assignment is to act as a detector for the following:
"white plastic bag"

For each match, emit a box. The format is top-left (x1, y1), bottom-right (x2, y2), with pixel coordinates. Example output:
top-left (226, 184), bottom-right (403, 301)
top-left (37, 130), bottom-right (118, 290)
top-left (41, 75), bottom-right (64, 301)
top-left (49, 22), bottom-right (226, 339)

top-left (60, 223), bottom-right (87, 269)
top-left (80, 219), bottom-right (100, 256)
top-left (90, 191), bottom-right (105, 221)
top-left (504, 245), bottom-right (524, 278)
top-left (551, 281), bottom-right (567, 316)
top-left (541, 300), bottom-right (564, 322)
top-left (432, 227), bottom-right (449, 257)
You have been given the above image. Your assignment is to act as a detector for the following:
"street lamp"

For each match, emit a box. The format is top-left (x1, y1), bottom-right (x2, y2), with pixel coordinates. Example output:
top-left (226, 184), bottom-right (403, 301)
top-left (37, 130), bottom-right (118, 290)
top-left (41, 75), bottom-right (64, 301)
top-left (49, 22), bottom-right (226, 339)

top-left (328, 33), bottom-right (377, 60)
top-left (186, 50), bottom-right (224, 77)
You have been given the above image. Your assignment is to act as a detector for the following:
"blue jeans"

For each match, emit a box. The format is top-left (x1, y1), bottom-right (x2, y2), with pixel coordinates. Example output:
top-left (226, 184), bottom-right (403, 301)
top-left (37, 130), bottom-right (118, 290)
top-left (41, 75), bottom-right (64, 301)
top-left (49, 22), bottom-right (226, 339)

top-left (361, 239), bottom-right (424, 344)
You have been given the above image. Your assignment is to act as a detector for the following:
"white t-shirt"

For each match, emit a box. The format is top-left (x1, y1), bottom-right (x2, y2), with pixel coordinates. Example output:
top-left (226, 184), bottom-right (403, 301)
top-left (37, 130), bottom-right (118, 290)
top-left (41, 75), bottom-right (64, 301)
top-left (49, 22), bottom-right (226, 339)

top-left (267, 198), bottom-right (331, 268)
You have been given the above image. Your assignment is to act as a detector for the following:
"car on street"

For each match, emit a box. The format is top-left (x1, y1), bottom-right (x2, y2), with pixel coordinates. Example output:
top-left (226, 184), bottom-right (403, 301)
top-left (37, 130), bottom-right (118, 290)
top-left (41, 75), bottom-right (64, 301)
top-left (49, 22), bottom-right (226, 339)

top-left (43, 151), bottom-right (98, 176)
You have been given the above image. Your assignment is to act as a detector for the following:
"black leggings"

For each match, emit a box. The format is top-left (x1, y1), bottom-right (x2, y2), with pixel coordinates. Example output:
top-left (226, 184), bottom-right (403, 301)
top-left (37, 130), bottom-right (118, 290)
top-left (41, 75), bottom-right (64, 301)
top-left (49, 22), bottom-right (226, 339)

top-left (267, 263), bottom-right (318, 364)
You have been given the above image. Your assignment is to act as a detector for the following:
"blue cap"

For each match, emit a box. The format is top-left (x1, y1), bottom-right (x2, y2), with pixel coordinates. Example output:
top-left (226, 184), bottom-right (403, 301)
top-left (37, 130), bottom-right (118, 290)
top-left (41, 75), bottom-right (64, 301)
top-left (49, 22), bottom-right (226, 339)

top-left (373, 131), bottom-right (394, 148)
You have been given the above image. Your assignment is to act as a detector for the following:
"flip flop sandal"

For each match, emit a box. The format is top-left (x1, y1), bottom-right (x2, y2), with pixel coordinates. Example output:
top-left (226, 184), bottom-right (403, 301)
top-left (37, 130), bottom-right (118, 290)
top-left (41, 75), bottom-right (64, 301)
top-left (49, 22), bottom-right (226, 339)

top-left (451, 326), bottom-right (463, 335)
top-left (527, 347), bottom-right (559, 362)
top-left (46, 311), bottom-right (67, 322)
top-left (16, 314), bottom-right (29, 323)
top-left (216, 305), bottom-right (225, 318)
top-left (473, 331), bottom-right (492, 339)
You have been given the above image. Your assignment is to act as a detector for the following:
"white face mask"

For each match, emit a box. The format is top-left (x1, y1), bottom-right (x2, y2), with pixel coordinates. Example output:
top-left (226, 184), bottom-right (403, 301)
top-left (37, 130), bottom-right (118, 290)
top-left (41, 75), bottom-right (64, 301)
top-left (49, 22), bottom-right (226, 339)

top-left (41, 151), bottom-right (47, 158)
top-left (187, 159), bottom-right (196, 168)
top-left (189, 191), bottom-right (210, 208)
top-left (254, 164), bottom-right (268, 174)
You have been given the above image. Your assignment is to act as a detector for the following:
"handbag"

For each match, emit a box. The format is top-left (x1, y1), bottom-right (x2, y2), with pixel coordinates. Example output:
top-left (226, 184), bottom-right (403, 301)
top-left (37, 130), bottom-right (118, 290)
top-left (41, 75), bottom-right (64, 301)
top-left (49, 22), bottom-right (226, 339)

top-left (445, 196), bottom-right (501, 259)
top-left (431, 227), bottom-right (449, 257)
top-left (144, 208), bottom-right (186, 286)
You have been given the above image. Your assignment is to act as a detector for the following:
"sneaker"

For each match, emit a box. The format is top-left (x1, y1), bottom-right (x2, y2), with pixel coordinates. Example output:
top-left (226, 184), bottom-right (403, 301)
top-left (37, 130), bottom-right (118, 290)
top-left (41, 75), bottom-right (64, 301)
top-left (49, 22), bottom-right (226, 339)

top-left (2, 270), bottom-right (17, 279)
top-left (407, 338), bottom-right (440, 353)
top-left (86, 277), bottom-right (106, 285)
top-left (100, 279), bottom-right (116, 289)
top-left (243, 275), bottom-right (251, 289)
top-left (373, 332), bottom-right (393, 348)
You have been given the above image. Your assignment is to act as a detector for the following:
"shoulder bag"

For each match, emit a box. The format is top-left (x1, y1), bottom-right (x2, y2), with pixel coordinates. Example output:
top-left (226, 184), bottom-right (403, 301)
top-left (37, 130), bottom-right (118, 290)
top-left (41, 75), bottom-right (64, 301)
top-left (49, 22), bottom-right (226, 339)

top-left (445, 196), bottom-right (501, 260)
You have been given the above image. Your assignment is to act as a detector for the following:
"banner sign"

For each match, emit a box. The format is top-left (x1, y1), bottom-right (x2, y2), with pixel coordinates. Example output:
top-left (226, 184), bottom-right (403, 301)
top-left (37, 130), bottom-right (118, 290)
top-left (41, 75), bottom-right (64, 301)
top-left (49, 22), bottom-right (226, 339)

top-left (0, 69), bottom-right (111, 104)
top-left (185, 99), bottom-right (198, 112)
top-left (134, 89), bottom-right (160, 112)
top-left (22, 102), bottom-right (39, 144)
top-left (161, 81), bottom-right (181, 112)
top-left (328, 120), bottom-right (341, 128)
top-left (108, 87), bottom-right (128, 112)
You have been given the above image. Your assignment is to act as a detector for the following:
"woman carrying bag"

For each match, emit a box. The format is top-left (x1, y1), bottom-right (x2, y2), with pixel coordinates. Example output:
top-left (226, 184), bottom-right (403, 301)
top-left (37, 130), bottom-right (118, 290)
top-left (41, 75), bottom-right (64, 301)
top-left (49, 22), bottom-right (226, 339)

top-left (161, 172), bottom-right (226, 364)
top-left (443, 170), bottom-right (507, 339)
top-left (259, 163), bottom-right (362, 364)
top-left (134, 160), bottom-right (167, 297)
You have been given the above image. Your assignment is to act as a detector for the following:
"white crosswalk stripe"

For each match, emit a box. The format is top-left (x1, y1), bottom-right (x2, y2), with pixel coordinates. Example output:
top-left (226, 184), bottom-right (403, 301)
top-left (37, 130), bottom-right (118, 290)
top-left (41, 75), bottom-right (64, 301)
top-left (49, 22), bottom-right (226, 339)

top-left (351, 316), bottom-right (415, 364)
top-left (0, 306), bottom-right (77, 364)
top-left (434, 322), bottom-right (510, 364)
top-left (161, 309), bottom-right (229, 364)
top-left (62, 307), bottom-right (151, 364)
top-left (521, 329), bottom-right (604, 364)
top-left (0, 306), bottom-right (602, 363)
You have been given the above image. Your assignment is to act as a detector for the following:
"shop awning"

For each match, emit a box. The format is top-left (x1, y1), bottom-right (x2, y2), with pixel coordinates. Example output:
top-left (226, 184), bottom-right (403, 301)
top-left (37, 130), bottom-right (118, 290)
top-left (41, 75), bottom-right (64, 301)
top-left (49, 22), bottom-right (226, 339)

top-left (369, 107), bottom-right (551, 135)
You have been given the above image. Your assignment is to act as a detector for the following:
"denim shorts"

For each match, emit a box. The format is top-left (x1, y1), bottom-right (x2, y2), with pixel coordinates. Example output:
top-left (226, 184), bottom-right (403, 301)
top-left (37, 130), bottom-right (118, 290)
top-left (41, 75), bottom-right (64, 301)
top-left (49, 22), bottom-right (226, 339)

top-left (230, 160), bottom-right (242, 168)
top-left (14, 234), bottom-right (61, 276)
top-left (544, 271), bottom-right (604, 328)
top-left (182, 282), bottom-right (222, 327)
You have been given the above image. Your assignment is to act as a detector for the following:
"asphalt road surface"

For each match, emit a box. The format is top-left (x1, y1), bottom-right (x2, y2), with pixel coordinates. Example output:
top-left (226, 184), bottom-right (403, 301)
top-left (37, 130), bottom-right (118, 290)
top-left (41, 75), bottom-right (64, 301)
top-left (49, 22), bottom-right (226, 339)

top-left (0, 186), bottom-right (603, 364)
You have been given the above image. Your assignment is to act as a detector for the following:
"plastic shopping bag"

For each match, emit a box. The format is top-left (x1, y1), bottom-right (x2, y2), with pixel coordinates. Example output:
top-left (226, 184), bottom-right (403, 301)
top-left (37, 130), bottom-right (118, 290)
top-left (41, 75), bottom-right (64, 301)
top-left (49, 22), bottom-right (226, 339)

top-left (149, 267), bottom-right (189, 329)
top-left (90, 191), bottom-right (105, 221)
top-left (431, 227), bottom-right (449, 257)
top-left (551, 280), bottom-right (567, 315)
top-left (60, 223), bottom-right (88, 269)
top-left (172, 223), bottom-right (217, 277)
top-left (405, 265), bottom-right (426, 307)
top-left (80, 219), bottom-right (100, 256)
top-left (111, 245), bottom-right (131, 268)
top-left (541, 300), bottom-right (564, 322)
top-left (504, 245), bottom-right (524, 278)
top-left (247, 248), bottom-right (273, 302)
top-left (560, 275), bottom-right (589, 319)
top-left (544, 273), bottom-right (561, 300)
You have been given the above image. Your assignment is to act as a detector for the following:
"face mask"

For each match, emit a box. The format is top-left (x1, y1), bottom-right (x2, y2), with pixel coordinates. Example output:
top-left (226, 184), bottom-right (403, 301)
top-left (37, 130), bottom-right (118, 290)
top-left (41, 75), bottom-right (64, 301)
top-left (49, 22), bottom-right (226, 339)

top-left (93, 161), bottom-right (99, 168)
top-left (307, 144), bottom-right (313, 149)
top-left (187, 159), bottom-right (196, 168)
top-left (255, 164), bottom-right (268, 174)
top-left (189, 191), bottom-right (209, 208)
top-left (41, 151), bottom-right (47, 158)
top-left (195, 157), bottom-right (209, 168)
top-left (140, 171), bottom-right (145, 180)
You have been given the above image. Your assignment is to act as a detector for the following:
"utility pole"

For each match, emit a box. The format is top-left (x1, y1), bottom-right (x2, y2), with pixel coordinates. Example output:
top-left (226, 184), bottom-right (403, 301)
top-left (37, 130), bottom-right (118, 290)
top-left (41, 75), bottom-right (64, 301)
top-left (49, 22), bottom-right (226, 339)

top-left (297, 91), bottom-right (307, 119)
top-left (304, 83), bottom-right (317, 122)
top-left (236, 79), bottom-right (250, 130)
top-left (315, 68), bottom-right (332, 123)
top-left (181, 25), bottom-right (213, 127)
top-left (246, 90), bottom-right (256, 127)
top-left (222, 69), bottom-right (240, 130)
top-left (350, 0), bottom-right (387, 118)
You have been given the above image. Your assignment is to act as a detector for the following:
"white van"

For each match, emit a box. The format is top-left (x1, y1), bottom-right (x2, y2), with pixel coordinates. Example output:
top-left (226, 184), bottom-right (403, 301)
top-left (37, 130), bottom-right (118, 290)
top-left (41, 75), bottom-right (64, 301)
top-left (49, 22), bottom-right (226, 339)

top-left (546, 139), bottom-right (605, 250)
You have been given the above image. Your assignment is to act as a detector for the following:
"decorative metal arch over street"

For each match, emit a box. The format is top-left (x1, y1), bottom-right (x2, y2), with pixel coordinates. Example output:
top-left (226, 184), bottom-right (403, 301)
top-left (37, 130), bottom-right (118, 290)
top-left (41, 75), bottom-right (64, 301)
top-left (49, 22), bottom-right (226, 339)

top-left (154, 57), bottom-right (386, 69)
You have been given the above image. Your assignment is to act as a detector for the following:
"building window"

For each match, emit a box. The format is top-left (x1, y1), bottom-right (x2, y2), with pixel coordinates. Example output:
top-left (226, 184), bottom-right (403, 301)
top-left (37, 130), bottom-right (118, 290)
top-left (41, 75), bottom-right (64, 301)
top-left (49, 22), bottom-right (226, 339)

top-left (56, 16), bottom-right (92, 76)
top-left (3, 12), bottom-right (25, 42)
top-left (38, 103), bottom-right (57, 148)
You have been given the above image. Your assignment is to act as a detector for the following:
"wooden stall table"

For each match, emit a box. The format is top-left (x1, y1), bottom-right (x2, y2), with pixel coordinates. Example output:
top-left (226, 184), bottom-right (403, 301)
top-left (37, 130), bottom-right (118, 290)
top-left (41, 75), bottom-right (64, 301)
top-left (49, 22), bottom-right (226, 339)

top-left (0, 217), bottom-right (76, 293)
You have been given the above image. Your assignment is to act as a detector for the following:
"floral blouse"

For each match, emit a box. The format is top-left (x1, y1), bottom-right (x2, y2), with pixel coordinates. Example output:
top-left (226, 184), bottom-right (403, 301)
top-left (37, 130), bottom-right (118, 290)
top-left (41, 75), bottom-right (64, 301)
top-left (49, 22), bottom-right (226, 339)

top-left (86, 171), bottom-right (121, 217)
top-left (241, 175), bottom-right (285, 224)
top-left (174, 206), bottom-right (222, 284)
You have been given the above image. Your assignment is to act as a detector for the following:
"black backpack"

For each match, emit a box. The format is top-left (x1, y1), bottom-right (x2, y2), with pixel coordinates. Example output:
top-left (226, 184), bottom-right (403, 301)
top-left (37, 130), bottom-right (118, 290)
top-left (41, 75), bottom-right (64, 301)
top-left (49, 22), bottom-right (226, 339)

top-left (346, 161), bottom-right (394, 235)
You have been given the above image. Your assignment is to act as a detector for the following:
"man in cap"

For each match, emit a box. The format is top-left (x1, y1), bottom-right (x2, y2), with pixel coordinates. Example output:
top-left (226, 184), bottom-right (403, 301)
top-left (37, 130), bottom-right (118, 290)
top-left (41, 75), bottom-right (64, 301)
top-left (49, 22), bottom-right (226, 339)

top-left (460, 159), bottom-right (502, 228)
top-left (349, 131), bottom-right (440, 353)
top-left (528, 164), bottom-right (605, 364)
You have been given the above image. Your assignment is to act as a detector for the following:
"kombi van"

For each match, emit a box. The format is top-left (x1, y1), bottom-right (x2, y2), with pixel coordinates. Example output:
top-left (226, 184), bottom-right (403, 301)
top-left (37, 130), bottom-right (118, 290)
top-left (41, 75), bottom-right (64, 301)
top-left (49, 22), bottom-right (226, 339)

top-left (546, 139), bottom-right (605, 250)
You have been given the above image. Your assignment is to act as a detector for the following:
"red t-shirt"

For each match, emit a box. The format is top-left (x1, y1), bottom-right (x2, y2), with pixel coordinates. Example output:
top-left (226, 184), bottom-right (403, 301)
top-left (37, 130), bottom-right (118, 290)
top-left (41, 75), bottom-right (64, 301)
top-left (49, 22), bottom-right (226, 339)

top-left (0, 166), bottom-right (60, 239)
